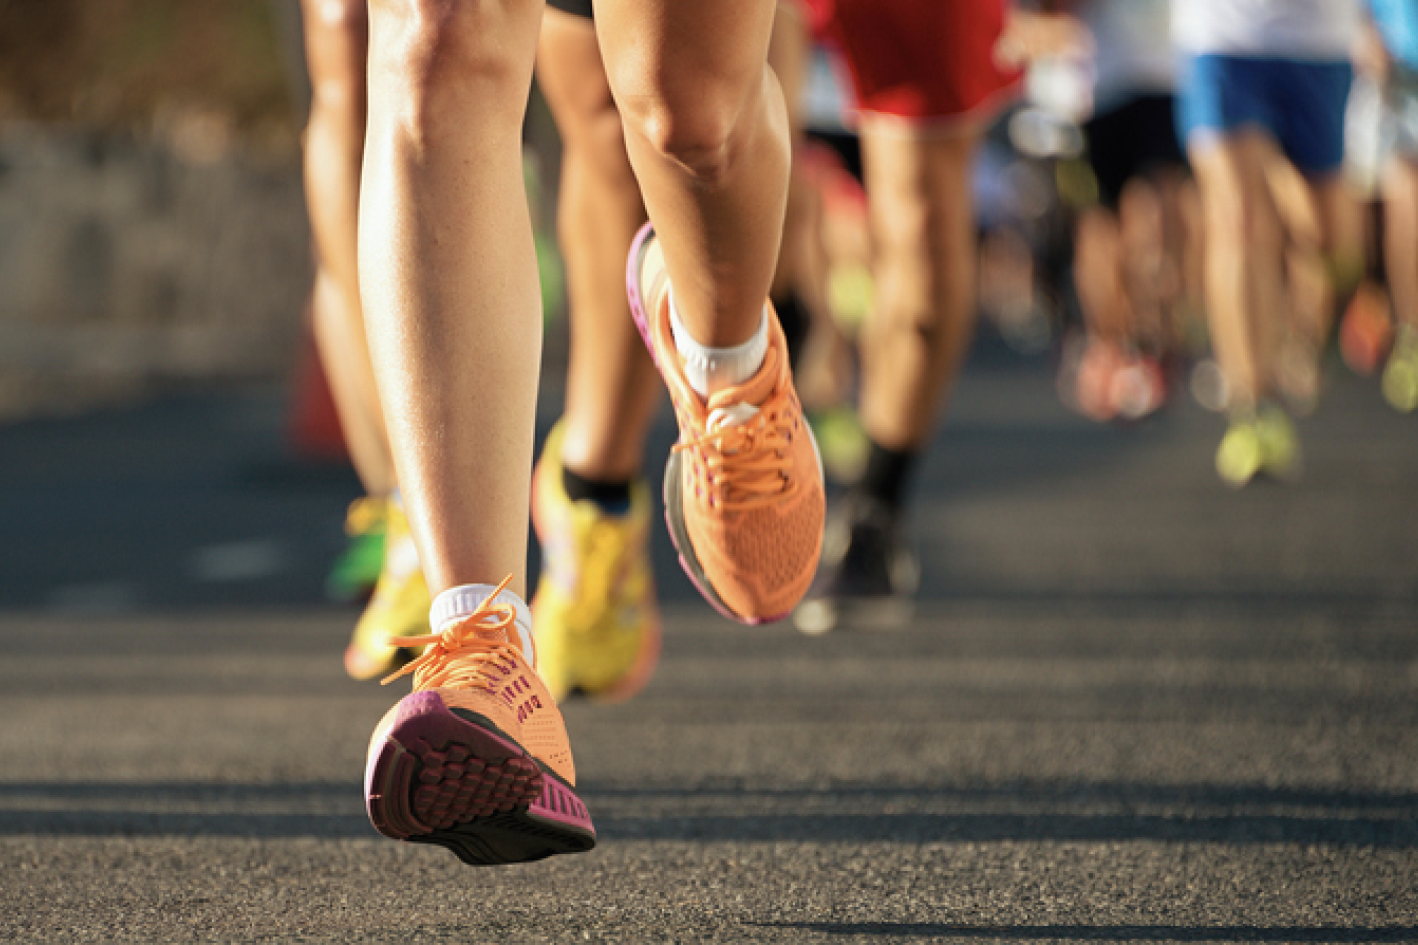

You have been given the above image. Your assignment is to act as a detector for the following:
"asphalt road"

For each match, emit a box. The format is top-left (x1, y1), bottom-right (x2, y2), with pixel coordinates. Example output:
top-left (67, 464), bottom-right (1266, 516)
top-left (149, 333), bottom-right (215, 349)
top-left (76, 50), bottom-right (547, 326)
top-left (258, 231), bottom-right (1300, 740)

top-left (1, 350), bottom-right (1416, 943)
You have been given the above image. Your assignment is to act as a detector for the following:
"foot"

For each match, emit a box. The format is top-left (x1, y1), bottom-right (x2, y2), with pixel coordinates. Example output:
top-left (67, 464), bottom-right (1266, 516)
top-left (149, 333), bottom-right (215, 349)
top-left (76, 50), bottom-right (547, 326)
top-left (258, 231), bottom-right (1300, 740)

top-left (1068, 336), bottom-right (1167, 423)
top-left (531, 421), bottom-right (661, 702)
top-left (344, 501), bottom-right (431, 681)
top-left (326, 496), bottom-right (388, 602)
top-left (1254, 405), bottom-right (1301, 481)
top-left (1339, 281), bottom-right (1394, 377)
top-left (626, 224), bottom-right (825, 624)
top-left (1382, 324), bottom-right (1418, 413)
top-left (793, 493), bottom-right (919, 635)
top-left (1216, 405), bottom-right (1300, 488)
top-left (364, 577), bottom-right (596, 865)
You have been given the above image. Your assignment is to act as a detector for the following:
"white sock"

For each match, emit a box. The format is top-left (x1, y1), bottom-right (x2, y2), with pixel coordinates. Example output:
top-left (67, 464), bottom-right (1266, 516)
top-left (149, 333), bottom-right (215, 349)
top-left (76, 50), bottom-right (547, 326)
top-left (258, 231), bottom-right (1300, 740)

top-left (429, 583), bottom-right (535, 664)
top-left (669, 288), bottom-right (770, 398)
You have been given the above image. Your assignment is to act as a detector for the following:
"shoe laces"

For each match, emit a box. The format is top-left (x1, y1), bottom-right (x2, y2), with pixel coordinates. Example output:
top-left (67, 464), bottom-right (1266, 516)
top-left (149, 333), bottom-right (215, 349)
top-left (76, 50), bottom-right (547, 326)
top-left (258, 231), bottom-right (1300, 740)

top-left (672, 383), bottom-right (800, 513)
top-left (381, 575), bottom-right (521, 690)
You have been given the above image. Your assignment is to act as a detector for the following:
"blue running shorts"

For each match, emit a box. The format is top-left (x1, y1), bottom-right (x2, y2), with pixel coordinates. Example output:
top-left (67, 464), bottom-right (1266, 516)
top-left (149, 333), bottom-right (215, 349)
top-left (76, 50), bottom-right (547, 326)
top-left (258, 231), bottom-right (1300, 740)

top-left (1177, 54), bottom-right (1353, 175)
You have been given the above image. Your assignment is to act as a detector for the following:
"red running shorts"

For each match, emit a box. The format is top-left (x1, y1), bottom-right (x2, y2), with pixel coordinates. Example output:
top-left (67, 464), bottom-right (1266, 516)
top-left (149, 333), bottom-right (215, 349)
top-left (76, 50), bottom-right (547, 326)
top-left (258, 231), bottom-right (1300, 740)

top-left (803, 0), bottom-right (1022, 129)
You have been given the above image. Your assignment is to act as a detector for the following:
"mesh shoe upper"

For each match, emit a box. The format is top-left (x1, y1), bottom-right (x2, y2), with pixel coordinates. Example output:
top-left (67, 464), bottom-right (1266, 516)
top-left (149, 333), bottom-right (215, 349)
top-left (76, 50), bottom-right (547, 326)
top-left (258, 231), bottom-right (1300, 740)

top-left (378, 577), bottom-right (576, 785)
top-left (633, 234), bottom-right (824, 622)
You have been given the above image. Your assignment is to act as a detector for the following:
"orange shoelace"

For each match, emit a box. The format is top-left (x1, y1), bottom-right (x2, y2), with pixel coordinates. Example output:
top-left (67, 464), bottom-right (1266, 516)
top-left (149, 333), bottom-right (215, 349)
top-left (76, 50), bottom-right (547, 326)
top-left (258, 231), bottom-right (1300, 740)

top-left (381, 575), bottom-right (521, 690)
top-left (672, 388), bottom-right (800, 512)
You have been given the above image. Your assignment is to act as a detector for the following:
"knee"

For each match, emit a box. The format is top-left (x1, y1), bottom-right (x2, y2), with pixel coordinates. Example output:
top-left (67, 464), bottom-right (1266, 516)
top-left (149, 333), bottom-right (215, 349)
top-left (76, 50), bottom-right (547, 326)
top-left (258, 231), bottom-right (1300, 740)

top-left (307, 0), bottom-right (368, 37)
top-left (304, 0), bottom-right (368, 109)
top-left (614, 67), bottom-right (760, 184)
top-left (1205, 194), bottom-right (1276, 255)
top-left (368, 0), bottom-right (531, 122)
top-left (1076, 209), bottom-right (1121, 263)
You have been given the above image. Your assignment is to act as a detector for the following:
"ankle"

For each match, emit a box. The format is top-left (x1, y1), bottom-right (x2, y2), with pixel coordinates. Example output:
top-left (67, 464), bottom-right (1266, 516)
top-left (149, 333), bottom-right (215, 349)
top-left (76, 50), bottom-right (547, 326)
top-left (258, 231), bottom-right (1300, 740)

top-left (561, 465), bottom-right (633, 515)
top-left (669, 289), bottom-right (769, 397)
top-left (430, 582), bottom-right (535, 658)
top-left (858, 438), bottom-right (917, 514)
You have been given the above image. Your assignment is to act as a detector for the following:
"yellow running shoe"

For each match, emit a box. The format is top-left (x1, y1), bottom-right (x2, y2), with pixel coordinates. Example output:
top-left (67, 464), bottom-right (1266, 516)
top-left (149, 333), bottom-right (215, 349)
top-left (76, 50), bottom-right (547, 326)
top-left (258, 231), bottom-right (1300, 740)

top-left (365, 576), bottom-right (595, 865)
top-left (1215, 417), bottom-right (1263, 489)
top-left (531, 422), bottom-right (660, 702)
top-left (1216, 406), bottom-right (1300, 488)
top-left (1254, 404), bottom-right (1301, 481)
top-left (344, 501), bottom-right (431, 681)
top-left (1382, 325), bottom-right (1418, 413)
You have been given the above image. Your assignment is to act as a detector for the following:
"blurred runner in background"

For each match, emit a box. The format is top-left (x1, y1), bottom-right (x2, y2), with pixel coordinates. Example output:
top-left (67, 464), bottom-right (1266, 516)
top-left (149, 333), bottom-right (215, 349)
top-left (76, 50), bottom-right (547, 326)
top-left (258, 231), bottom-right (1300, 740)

top-left (793, 0), bottom-right (1087, 633)
top-left (1356, 0), bottom-right (1418, 412)
top-left (1058, 0), bottom-right (1199, 424)
top-left (1174, 0), bottom-right (1363, 487)
top-left (295, 0), bottom-right (432, 682)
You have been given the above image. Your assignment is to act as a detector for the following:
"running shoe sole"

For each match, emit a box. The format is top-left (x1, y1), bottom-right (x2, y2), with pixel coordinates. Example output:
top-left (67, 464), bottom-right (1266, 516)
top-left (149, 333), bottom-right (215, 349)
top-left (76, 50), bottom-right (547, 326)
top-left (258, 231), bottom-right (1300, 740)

top-left (365, 690), bottom-right (596, 865)
top-left (626, 222), bottom-right (817, 626)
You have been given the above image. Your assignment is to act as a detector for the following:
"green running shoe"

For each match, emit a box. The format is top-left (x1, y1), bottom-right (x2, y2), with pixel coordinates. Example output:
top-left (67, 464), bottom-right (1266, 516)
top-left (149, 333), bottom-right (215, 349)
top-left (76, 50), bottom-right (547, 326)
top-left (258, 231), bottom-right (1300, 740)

top-left (326, 496), bottom-right (389, 602)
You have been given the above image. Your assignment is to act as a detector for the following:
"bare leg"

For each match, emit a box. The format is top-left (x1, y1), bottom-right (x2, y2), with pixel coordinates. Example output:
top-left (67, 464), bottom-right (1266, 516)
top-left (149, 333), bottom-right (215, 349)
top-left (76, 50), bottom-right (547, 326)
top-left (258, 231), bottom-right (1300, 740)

top-left (1073, 207), bottom-right (1130, 343)
top-left (1189, 132), bottom-right (1286, 411)
top-left (768, 0), bottom-right (815, 307)
top-left (1266, 153), bottom-right (1332, 356)
top-left (857, 123), bottom-right (981, 450)
top-left (1383, 156), bottom-right (1418, 332)
top-left (360, 0), bottom-right (545, 597)
top-left (536, 10), bottom-right (660, 482)
top-left (301, 0), bottom-right (392, 495)
top-left (1310, 170), bottom-right (1366, 322)
top-left (1117, 177), bottom-right (1170, 349)
top-left (596, 0), bottom-right (790, 347)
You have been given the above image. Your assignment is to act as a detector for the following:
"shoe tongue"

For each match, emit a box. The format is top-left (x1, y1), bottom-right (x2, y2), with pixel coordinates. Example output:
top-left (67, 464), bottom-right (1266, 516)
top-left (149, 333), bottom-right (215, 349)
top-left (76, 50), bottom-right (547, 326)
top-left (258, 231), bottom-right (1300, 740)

top-left (704, 343), bottom-right (779, 418)
top-left (439, 604), bottom-right (532, 663)
top-left (461, 612), bottom-right (516, 646)
top-left (705, 403), bottom-right (760, 432)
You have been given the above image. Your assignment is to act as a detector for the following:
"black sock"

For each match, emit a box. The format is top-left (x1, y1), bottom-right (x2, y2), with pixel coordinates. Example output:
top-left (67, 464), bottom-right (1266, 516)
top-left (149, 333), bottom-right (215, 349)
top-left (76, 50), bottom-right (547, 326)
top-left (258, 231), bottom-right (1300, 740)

top-left (858, 439), bottom-right (916, 513)
top-left (772, 289), bottom-right (810, 369)
top-left (562, 466), bottom-right (633, 514)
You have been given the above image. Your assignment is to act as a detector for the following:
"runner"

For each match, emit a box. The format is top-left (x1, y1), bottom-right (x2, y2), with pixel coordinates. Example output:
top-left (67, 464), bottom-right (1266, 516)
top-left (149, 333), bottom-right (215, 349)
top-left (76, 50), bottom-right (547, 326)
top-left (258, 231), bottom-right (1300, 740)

top-left (793, 0), bottom-right (1080, 633)
top-left (296, 0), bottom-right (432, 681)
top-left (358, 0), bottom-right (823, 864)
top-left (1063, 0), bottom-right (1193, 424)
top-left (530, 1), bottom-right (819, 702)
top-left (1359, 0), bottom-right (1418, 411)
top-left (1173, 0), bottom-right (1363, 486)
top-left (529, 2), bottom-right (662, 704)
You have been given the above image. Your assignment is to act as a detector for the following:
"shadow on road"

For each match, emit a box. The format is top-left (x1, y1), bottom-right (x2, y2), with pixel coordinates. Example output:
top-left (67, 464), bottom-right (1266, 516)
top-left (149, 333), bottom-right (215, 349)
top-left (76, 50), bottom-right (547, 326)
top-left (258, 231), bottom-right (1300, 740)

top-left (3, 778), bottom-right (1414, 847)
top-left (758, 922), bottom-right (1418, 942)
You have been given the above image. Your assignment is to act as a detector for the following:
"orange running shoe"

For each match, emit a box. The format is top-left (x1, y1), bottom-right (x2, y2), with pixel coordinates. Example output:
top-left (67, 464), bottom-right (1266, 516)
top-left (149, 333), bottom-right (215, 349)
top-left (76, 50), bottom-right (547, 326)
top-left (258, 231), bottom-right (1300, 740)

top-left (364, 576), bottom-right (595, 865)
top-left (626, 224), bottom-right (824, 623)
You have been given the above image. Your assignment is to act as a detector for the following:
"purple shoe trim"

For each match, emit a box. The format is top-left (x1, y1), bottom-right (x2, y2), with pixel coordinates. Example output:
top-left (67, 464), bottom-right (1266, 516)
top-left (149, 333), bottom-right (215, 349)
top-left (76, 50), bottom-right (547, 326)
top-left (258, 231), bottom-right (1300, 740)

top-left (626, 221), bottom-right (660, 369)
top-left (365, 691), bottom-right (595, 864)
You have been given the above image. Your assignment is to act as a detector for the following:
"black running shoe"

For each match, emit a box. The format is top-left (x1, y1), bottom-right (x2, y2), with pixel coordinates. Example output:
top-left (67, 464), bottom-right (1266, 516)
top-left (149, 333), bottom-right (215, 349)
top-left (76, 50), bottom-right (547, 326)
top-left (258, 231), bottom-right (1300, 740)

top-left (793, 494), bottom-right (919, 634)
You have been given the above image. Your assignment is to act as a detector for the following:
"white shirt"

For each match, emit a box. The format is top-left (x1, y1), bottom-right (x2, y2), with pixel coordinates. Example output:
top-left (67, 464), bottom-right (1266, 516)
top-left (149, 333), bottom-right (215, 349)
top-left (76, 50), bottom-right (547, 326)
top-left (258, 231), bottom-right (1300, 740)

top-left (1171, 0), bottom-right (1360, 60)
top-left (1078, 0), bottom-right (1175, 107)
